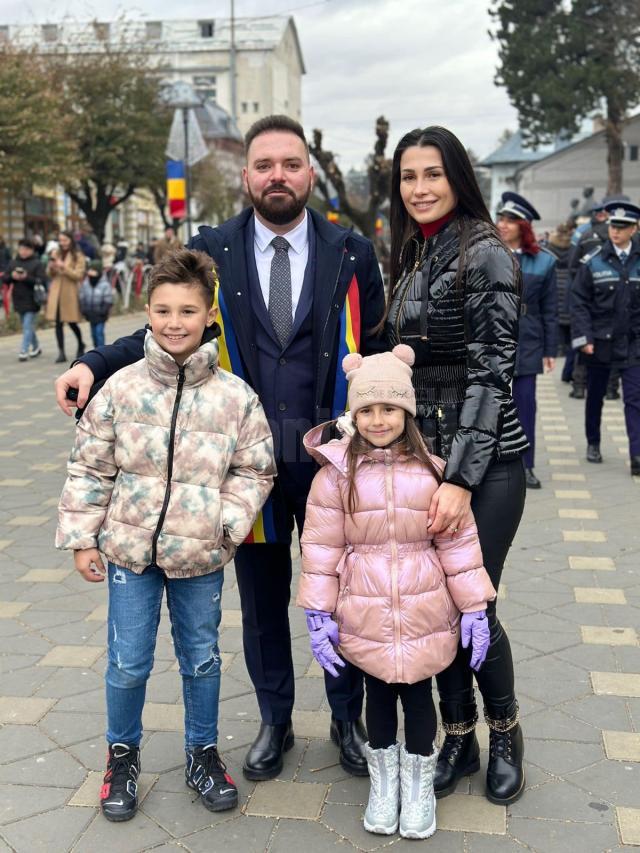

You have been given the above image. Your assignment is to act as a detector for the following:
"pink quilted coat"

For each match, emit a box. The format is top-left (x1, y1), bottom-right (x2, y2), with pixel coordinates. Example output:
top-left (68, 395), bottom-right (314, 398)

top-left (297, 424), bottom-right (496, 685)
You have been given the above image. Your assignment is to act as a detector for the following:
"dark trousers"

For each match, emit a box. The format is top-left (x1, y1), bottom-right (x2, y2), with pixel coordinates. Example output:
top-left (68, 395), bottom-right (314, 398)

top-left (436, 458), bottom-right (526, 714)
top-left (512, 375), bottom-right (536, 469)
top-left (586, 362), bottom-right (640, 455)
top-left (234, 467), bottom-right (364, 726)
top-left (562, 346), bottom-right (575, 383)
top-left (364, 673), bottom-right (437, 756)
top-left (55, 305), bottom-right (84, 354)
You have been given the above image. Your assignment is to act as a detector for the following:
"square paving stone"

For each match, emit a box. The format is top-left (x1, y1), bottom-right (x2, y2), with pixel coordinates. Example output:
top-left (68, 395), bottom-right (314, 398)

top-left (72, 810), bottom-right (170, 853)
top-left (555, 490), bottom-right (592, 500)
top-left (436, 793), bottom-right (505, 834)
top-left (7, 515), bottom-right (50, 527)
top-left (38, 644), bottom-right (104, 668)
top-left (617, 807), bottom-right (640, 845)
top-left (292, 708), bottom-right (332, 738)
top-left (591, 671), bottom-right (640, 697)
top-left (547, 445), bottom-right (577, 452)
top-left (0, 601), bottom-right (30, 618)
top-left (0, 805), bottom-right (94, 853)
top-left (603, 730), bottom-right (640, 762)
top-left (304, 658), bottom-right (324, 678)
top-left (142, 702), bottom-right (183, 731)
top-left (581, 626), bottom-right (638, 646)
top-left (564, 530), bottom-right (608, 542)
top-left (221, 609), bottom-right (243, 628)
top-left (85, 603), bottom-right (108, 621)
top-left (559, 508), bottom-right (599, 519)
top-left (17, 569), bottom-right (72, 583)
top-left (575, 587), bottom-right (626, 604)
top-left (569, 555), bottom-right (615, 569)
top-left (69, 770), bottom-right (157, 806)
top-left (0, 746), bottom-right (87, 787)
top-left (549, 457), bottom-right (580, 466)
top-left (0, 782), bottom-right (72, 827)
top-left (509, 816), bottom-right (620, 853)
top-left (246, 780), bottom-right (328, 819)
top-left (0, 540), bottom-right (13, 552)
top-left (185, 816), bottom-right (275, 853)
top-left (0, 696), bottom-right (56, 724)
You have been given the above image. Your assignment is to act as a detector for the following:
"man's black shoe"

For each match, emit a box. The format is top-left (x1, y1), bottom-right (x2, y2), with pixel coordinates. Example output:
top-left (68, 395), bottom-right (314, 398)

top-left (569, 386), bottom-right (585, 399)
top-left (631, 455), bottom-right (640, 476)
top-left (605, 389), bottom-right (621, 400)
top-left (330, 717), bottom-right (369, 776)
top-left (243, 721), bottom-right (294, 781)
top-left (186, 744), bottom-right (238, 811)
top-left (586, 444), bottom-right (602, 463)
top-left (525, 468), bottom-right (541, 489)
top-left (100, 743), bottom-right (140, 822)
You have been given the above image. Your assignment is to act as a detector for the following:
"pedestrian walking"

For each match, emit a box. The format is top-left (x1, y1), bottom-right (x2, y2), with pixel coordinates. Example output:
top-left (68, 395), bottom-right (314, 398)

top-left (79, 260), bottom-right (113, 348)
top-left (298, 347), bottom-right (495, 839)
top-left (497, 192), bottom-right (558, 489)
top-left (384, 126), bottom-right (527, 805)
top-left (56, 248), bottom-right (275, 822)
top-left (46, 230), bottom-right (86, 363)
top-left (54, 114), bottom-right (386, 782)
top-left (542, 223), bottom-right (575, 384)
top-left (570, 199), bottom-right (640, 475)
top-left (153, 226), bottom-right (183, 264)
top-left (1, 238), bottom-right (46, 360)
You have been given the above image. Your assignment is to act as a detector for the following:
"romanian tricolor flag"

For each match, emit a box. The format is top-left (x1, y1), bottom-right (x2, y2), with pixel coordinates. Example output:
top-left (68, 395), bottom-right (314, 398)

top-left (213, 283), bottom-right (277, 543)
top-left (166, 160), bottom-right (186, 221)
top-left (331, 274), bottom-right (361, 417)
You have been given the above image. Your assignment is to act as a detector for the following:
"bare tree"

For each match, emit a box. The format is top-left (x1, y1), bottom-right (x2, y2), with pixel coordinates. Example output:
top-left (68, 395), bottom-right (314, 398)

top-left (309, 116), bottom-right (391, 257)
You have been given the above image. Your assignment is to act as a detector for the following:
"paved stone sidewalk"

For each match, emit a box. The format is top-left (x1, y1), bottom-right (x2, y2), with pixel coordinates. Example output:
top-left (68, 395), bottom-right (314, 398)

top-left (0, 317), bottom-right (639, 851)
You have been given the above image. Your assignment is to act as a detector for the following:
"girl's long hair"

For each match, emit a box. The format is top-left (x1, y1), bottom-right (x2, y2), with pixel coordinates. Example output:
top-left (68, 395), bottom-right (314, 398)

top-left (389, 125), bottom-right (497, 292)
top-left (345, 415), bottom-right (442, 516)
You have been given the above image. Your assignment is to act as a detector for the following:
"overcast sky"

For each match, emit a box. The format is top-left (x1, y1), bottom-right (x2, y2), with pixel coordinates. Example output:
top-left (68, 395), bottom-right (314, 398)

top-left (2, 0), bottom-right (519, 168)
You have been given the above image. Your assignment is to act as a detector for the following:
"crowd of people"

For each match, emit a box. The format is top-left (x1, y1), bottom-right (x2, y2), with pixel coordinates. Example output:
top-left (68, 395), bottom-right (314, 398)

top-left (0, 226), bottom-right (185, 363)
top-left (45, 114), bottom-right (640, 842)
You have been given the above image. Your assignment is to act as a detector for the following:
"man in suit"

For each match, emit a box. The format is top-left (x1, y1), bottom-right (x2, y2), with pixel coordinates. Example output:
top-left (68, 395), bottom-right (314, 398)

top-left (55, 115), bottom-right (386, 781)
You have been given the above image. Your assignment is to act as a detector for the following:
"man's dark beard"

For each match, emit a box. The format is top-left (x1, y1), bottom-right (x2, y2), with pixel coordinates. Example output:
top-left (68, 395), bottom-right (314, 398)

top-left (249, 184), bottom-right (310, 226)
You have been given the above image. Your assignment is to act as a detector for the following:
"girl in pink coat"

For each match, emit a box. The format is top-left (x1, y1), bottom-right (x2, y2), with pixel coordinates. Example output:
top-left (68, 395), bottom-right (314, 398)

top-left (297, 345), bottom-right (495, 840)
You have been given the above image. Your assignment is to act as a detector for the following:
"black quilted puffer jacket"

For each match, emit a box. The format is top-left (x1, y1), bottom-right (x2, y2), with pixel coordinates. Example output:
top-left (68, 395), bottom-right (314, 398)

top-left (386, 220), bottom-right (529, 490)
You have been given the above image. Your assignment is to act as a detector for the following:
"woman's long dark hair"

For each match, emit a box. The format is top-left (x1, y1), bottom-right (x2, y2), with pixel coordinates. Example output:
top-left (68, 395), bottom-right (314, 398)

top-left (345, 415), bottom-right (442, 516)
top-left (58, 229), bottom-right (79, 262)
top-left (389, 126), bottom-right (497, 291)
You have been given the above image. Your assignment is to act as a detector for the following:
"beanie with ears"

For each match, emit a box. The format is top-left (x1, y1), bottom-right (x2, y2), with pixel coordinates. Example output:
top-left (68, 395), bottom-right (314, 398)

top-left (342, 344), bottom-right (416, 417)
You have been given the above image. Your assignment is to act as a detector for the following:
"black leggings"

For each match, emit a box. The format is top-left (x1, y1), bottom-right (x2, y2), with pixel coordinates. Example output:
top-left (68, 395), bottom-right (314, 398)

top-left (365, 672), bottom-right (437, 756)
top-left (436, 457), bottom-right (526, 712)
top-left (55, 305), bottom-right (83, 353)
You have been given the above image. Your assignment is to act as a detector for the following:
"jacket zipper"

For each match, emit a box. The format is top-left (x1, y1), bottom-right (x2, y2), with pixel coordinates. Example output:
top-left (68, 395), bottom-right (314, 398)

top-left (394, 254), bottom-right (422, 341)
top-left (384, 450), bottom-right (403, 682)
top-left (150, 366), bottom-right (186, 566)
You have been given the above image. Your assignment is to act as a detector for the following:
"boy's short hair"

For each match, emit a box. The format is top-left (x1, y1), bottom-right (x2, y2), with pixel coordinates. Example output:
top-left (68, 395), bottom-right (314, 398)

top-left (244, 114), bottom-right (309, 156)
top-left (18, 237), bottom-right (36, 250)
top-left (148, 248), bottom-right (217, 305)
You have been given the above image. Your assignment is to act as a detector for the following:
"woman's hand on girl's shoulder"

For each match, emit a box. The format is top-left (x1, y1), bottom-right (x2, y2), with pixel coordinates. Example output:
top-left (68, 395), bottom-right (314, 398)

top-left (427, 482), bottom-right (472, 536)
top-left (74, 548), bottom-right (106, 582)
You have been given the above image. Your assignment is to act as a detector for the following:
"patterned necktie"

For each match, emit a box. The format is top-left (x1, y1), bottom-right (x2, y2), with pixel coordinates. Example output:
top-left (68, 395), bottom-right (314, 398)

top-left (268, 236), bottom-right (292, 347)
top-left (620, 250), bottom-right (628, 264)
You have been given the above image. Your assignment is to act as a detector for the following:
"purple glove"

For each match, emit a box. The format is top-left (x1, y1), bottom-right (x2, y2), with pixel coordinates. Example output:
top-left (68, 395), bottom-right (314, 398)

top-left (461, 609), bottom-right (490, 671)
top-left (305, 609), bottom-right (345, 678)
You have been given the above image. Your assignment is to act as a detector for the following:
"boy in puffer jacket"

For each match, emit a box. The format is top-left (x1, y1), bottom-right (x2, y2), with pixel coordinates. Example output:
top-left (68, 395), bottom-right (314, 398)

top-left (297, 346), bottom-right (495, 840)
top-left (57, 248), bottom-right (275, 823)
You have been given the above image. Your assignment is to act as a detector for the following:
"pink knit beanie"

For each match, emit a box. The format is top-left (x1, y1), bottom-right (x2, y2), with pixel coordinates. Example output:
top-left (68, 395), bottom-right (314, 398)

top-left (343, 344), bottom-right (416, 417)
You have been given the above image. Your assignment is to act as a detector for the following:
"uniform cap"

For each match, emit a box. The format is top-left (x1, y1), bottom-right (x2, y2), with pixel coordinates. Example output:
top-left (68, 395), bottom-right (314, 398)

top-left (604, 199), bottom-right (640, 225)
top-left (498, 192), bottom-right (541, 222)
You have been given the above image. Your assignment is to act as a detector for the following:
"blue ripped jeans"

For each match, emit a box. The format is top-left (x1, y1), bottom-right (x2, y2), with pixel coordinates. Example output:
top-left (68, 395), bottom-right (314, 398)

top-left (105, 563), bottom-right (224, 750)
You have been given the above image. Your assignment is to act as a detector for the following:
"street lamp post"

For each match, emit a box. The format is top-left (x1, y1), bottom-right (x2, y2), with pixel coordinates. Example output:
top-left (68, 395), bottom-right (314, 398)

top-left (163, 81), bottom-right (204, 241)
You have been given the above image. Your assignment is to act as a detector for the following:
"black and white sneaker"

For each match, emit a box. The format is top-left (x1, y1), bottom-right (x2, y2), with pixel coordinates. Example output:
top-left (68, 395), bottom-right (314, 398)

top-left (186, 744), bottom-right (238, 811)
top-left (100, 743), bottom-right (140, 822)
top-left (29, 346), bottom-right (42, 358)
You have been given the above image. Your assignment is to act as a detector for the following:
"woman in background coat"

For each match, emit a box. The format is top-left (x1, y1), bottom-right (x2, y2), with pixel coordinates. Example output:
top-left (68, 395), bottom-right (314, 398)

top-left (497, 193), bottom-right (558, 489)
top-left (46, 230), bottom-right (86, 363)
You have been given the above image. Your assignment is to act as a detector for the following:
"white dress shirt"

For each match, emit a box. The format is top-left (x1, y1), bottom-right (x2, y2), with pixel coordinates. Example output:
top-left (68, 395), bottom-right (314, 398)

top-left (614, 242), bottom-right (632, 260)
top-left (253, 211), bottom-right (309, 320)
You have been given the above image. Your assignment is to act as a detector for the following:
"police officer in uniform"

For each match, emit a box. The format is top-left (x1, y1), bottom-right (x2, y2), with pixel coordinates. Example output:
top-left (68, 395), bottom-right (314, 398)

top-left (571, 200), bottom-right (640, 475)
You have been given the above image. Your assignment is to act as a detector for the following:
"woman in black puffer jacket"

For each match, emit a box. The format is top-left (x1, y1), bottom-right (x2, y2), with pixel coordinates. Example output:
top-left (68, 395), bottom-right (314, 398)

top-left (384, 126), bottom-right (528, 807)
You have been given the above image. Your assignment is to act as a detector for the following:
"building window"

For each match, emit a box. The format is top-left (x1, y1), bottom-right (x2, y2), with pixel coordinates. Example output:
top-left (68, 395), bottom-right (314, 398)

top-left (630, 144), bottom-right (639, 162)
top-left (253, 102), bottom-right (259, 113)
top-left (42, 24), bottom-right (59, 42)
top-left (146, 21), bottom-right (162, 40)
top-left (93, 22), bottom-right (110, 40)
top-left (241, 102), bottom-right (248, 114)
top-left (199, 20), bottom-right (214, 38)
